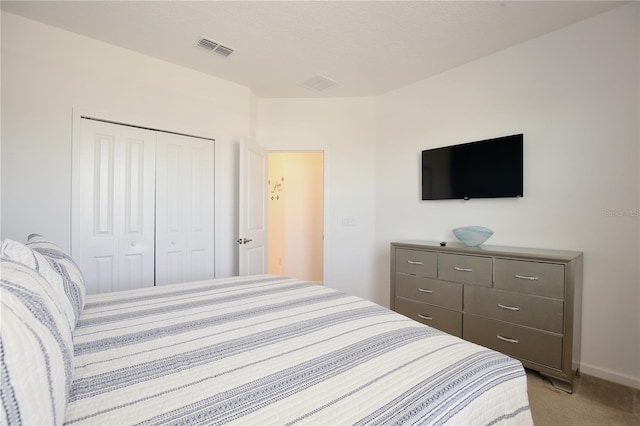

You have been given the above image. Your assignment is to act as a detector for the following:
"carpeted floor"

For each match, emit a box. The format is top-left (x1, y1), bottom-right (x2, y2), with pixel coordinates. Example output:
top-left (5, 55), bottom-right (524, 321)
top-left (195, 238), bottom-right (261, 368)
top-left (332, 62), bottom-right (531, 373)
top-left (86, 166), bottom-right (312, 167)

top-left (526, 369), bottom-right (640, 425)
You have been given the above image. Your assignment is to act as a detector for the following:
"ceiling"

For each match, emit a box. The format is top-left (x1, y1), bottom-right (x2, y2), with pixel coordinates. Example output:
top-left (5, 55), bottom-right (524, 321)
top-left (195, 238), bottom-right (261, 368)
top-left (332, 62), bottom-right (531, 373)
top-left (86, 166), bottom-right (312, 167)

top-left (1, 1), bottom-right (627, 98)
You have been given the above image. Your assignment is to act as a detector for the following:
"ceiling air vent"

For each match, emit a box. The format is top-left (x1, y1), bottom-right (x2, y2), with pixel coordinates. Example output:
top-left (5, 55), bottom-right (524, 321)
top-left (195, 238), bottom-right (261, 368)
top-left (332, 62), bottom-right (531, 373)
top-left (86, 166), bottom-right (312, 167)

top-left (195, 36), bottom-right (235, 58)
top-left (213, 44), bottom-right (235, 58)
top-left (300, 75), bottom-right (337, 92)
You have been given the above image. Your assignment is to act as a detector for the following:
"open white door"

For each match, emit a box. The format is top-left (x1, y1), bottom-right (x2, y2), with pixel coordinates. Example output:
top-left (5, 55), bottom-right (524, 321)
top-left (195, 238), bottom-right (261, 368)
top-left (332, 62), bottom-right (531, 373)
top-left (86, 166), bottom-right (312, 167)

top-left (238, 141), bottom-right (267, 275)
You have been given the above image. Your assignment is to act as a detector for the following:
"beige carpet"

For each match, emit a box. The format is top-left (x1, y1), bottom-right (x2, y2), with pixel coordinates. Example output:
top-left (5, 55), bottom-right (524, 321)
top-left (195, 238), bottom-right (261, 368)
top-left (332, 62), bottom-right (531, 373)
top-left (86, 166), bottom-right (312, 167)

top-left (526, 369), bottom-right (640, 425)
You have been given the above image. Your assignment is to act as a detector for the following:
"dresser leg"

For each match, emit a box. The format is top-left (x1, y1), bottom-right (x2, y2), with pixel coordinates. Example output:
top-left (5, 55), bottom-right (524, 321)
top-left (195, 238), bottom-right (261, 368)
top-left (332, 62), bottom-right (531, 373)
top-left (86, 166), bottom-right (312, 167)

top-left (541, 373), bottom-right (573, 394)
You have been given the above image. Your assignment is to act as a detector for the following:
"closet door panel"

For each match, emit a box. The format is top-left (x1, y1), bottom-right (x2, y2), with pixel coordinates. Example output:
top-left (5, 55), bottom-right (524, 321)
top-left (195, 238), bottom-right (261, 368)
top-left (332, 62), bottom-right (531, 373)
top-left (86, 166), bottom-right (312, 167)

top-left (156, 139), bottom-right (186, 286)
top-left (75, 119), bottom-right (156, 294)
top-left (187, 142), bottom-right (215, 281)
top-left (156, 133), bottom-right (214, 286)
top-left (94, 134), bottom-right (115, 235)
top-left (190, 249), bottom-right (207, 280)
top-left (78, 120), bottom-right (118, 294)
top-left (166, 251), bottom-right (185, 285)
top-left (119, 133), bottom-right (157, 289)
top-left (94, 256), bottom-right (115, 293)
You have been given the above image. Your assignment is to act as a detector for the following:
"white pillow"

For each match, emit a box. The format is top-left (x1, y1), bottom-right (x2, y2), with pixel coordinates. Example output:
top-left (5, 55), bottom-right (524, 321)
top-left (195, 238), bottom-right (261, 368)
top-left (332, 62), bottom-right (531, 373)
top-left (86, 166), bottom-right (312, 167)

top-left (1, 239), bottom-right (76, 332)
top-left (26, 234), bottom-right (86, 325)
top-left (1, 248), bottom-right (75, 425)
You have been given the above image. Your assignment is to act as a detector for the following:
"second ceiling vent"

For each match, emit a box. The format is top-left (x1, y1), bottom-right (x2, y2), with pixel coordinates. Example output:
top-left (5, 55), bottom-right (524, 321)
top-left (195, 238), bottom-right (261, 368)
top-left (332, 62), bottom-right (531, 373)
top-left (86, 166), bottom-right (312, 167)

top-left (195, 36), bottom-right (235, 58)
top-left (300, 75), bottom-right (337, 92)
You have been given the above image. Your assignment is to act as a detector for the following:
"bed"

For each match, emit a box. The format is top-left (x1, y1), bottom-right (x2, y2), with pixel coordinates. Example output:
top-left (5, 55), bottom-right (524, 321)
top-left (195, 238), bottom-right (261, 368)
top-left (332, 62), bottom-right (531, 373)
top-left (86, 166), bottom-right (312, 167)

top-left (1, 236), bottom-right (533, 425)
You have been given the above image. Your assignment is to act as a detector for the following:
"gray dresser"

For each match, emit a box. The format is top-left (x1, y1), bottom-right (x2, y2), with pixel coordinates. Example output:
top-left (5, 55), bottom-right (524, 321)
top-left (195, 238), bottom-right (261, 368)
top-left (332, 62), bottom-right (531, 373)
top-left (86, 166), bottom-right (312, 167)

top-left (390, 240), bottom-right (583, 392)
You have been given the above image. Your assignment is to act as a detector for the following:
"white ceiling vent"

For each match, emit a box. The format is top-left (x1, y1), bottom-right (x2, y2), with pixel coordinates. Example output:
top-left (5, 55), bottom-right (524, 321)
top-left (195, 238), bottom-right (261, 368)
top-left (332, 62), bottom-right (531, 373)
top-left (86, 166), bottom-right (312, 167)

top-left (195, 36), bottom-right (235, 58)
top-left (300, 75), bottom-right (337, 92)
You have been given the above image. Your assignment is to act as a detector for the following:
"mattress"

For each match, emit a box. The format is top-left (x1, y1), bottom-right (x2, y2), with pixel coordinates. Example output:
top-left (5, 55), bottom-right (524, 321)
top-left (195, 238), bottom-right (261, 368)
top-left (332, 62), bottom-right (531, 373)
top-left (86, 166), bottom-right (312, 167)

top-left (64, 275), bottom-right (533, 425)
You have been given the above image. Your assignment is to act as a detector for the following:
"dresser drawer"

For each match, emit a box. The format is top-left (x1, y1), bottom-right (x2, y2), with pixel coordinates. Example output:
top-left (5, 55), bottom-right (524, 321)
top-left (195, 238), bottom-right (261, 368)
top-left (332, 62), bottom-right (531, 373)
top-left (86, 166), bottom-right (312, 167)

top-left (395, 249), bottom-right (437, 278)
top-left (438, 253), bottom-right (492, 286)
top-left (463, 315), bottom-right (563, 369)
top-left (464, 285), bottom-right (563, 333)
top-left (396, 274), bottom-right (462, 311)
top-left (494, 259), bottom-right (565, 299)
top-left (395, 298), bottom-right (462, 337)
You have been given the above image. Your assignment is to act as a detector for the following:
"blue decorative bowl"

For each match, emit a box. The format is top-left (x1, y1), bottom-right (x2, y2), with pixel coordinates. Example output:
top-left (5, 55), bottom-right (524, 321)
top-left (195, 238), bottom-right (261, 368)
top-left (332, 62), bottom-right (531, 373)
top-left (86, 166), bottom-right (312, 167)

top-left (452, 226), bottom-right (494, 247)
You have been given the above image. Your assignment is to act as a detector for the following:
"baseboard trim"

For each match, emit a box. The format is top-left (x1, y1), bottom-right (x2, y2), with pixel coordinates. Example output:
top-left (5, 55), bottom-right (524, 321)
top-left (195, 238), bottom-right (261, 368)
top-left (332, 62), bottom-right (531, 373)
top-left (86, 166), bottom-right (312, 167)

top-left (579, 362), bottom-right (640, 390)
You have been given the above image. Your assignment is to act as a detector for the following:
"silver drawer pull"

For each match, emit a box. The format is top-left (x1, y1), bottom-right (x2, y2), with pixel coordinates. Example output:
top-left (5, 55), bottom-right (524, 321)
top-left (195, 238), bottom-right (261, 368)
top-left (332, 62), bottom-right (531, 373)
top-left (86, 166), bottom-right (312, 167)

top-left (497, 335), bottom-right (519, 344)
top-left (417, 288), bottom-right (433, 294)
top-left (418, 314), bottom-right (433, 321)
top-left (515, 274), bottom-right (539, 281)
top-left (454, 266), bottom-right (473, 272)
top-left (407, 260), bottom-right (423, 265)
top-left (497, 303), bottom-right (520, 311)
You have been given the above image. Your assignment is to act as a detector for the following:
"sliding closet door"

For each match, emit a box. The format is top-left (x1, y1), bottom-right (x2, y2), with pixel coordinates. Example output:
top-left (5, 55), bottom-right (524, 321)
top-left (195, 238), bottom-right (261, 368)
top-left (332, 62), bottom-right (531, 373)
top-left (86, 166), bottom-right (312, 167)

top-left (155, 132), bottom-right (215, 285)
top-left (75, 119), bottom-right (157, 294)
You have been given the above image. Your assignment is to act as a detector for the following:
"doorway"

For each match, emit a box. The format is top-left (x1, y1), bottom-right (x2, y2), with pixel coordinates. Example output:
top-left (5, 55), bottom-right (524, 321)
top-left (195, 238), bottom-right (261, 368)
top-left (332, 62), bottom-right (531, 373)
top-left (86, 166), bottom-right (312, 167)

top-left (267, 152), bottom-right (324, 284)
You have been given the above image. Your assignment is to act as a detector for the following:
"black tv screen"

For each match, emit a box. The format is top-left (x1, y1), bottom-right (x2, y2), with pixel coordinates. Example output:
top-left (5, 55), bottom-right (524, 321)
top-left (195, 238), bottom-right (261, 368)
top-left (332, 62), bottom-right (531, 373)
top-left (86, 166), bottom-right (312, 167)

top-left (421, 134), bottom-right (523, 200)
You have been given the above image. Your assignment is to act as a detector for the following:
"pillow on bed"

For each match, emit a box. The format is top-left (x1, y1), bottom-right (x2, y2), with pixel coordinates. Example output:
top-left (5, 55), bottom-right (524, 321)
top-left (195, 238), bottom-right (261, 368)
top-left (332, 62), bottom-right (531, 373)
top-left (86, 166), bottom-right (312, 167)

top-left (1, 239), bottom-right (77, 332)
top-left (1, 245), bottom-right (75, 426)
top-left (26, 234), bottom-right (86, 324)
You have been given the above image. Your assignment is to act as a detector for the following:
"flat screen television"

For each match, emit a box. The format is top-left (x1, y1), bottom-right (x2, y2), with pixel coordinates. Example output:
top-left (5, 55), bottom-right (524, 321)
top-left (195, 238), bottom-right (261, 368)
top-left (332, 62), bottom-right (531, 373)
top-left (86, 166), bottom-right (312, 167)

top-left (421, 134), bottom-right (523, 200)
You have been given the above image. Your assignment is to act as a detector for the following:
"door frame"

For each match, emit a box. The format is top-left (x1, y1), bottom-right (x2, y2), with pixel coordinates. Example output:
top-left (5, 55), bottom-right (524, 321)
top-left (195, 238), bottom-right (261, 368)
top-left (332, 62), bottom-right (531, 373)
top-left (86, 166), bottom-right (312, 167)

top-left (265, 148), bottom-right (327, 285)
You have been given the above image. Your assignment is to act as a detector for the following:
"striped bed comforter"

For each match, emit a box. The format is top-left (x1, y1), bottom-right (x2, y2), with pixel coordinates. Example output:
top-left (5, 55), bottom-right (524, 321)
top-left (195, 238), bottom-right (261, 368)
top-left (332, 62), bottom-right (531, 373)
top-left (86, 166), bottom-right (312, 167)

top-left (64, 275), bottom-right (533, 425)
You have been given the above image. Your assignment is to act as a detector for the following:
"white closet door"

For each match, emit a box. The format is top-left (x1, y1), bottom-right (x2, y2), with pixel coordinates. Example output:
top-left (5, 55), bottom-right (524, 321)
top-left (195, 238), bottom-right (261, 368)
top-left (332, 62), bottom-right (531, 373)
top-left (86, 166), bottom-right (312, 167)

top-left (75, 119), bottom-right (156, 294)
top-left (155, 132), bottom-right (215, 285)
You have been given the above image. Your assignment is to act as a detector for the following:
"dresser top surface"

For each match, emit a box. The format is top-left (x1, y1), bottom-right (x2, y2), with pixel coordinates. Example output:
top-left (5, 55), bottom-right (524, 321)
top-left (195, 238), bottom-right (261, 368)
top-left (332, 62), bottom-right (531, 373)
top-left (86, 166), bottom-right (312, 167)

top-left (392, 240), bottom-right (582, 262)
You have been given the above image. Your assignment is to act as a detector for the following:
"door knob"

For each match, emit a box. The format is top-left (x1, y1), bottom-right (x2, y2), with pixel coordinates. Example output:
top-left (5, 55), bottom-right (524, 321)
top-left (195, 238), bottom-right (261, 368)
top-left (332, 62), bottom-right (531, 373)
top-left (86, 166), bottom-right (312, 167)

top-left (237, 238), bottom-right (253, 244)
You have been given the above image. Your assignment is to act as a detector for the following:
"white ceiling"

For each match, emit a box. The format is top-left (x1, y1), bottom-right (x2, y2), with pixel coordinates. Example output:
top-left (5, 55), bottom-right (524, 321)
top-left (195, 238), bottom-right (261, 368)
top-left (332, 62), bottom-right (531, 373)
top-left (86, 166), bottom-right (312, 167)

top-left (1, 1), bottom-right (627, 98)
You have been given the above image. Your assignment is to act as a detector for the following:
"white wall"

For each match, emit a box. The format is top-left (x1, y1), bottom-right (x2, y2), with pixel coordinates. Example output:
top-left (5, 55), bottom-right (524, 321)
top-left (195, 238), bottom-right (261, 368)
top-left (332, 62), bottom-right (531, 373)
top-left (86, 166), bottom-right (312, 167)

top-left (0, 12), bottom-right (252, 277)
top-left (257, 98), bottom-right (377, 300)
top-left (375, 3), bottom-right (639, 388)
top-left (267, 153), bottom-right (286, 276)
